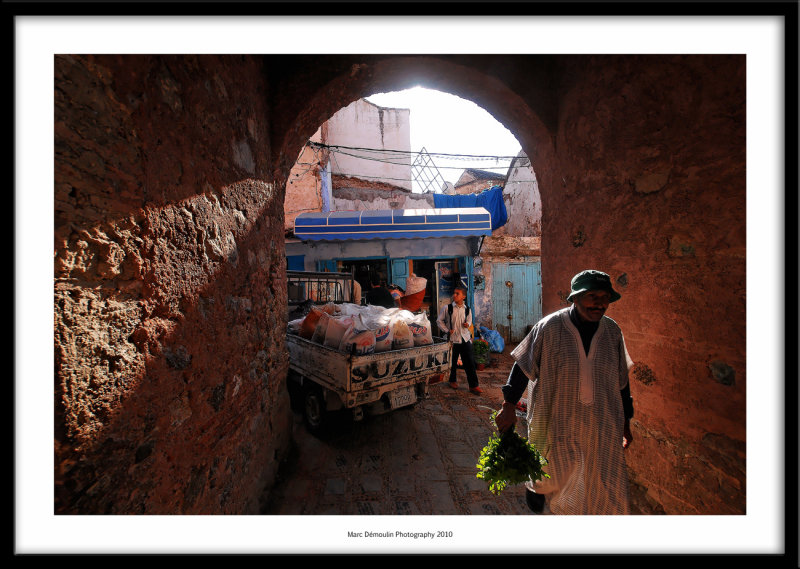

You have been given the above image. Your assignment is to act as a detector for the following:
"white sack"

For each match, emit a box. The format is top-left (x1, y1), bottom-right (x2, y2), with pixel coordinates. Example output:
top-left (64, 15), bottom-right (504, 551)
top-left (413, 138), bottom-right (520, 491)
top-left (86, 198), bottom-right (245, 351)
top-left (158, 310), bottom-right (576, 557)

top-left (324, 316), bottom-right (353, 349)
top-left (311, 311), bottom-right (333, 344)
top-left (391, 319), bottom-right (414, 350)
top-left (405, 274), bottom-right (427, 296)
top-left (339, 315), bottom-right (376, 355)
top-left (373, 322), bottom-right (394, 352)
top-left (410, 312), bottom-right (434, 346)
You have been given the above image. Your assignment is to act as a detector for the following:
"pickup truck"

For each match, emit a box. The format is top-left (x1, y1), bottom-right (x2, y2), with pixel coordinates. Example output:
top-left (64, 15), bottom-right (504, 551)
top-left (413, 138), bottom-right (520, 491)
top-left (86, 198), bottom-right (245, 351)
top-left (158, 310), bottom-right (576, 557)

top-left (285, 270), bottom-right (452, 434)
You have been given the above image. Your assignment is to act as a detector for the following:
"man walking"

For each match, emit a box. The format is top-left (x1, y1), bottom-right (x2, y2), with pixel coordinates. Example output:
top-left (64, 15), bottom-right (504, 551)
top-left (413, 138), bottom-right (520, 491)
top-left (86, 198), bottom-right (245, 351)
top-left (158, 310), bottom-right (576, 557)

top-left (437, 285), bottom-right (482, 395)
top-left (495, 269), bottom-right (634, 514)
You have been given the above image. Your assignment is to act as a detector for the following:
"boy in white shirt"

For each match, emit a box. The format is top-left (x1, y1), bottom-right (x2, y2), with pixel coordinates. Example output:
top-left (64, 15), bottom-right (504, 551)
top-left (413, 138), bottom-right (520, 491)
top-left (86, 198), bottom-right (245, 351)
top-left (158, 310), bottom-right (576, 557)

top-left (436, 285), bottom-right (482, 394)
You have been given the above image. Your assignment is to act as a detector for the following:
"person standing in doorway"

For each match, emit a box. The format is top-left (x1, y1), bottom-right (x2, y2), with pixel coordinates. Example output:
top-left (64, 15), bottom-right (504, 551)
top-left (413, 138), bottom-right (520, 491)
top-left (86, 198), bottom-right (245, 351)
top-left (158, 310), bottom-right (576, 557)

top-left (388, 284), bottom-right (404, 307)
top-left (437, 284), bottom-right (482, 395)
top-left (365, 274), bottom-right (395, 309)
top-left (494, 269), bottom-right (634, 515)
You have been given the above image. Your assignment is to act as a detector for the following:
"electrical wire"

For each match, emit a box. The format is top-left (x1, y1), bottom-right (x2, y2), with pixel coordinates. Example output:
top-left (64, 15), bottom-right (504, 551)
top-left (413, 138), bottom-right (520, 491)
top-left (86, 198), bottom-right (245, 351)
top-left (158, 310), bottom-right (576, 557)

top-left (309, 141), bottom-right (522, 162)
top-left (316, 149), bottom-right (520, 173)
top-left (308, 142), bottom-right (529, 174)
top-left (294, 141), bottom-right (532, 193)
top-left (332, 150), bottom-right (512, 171)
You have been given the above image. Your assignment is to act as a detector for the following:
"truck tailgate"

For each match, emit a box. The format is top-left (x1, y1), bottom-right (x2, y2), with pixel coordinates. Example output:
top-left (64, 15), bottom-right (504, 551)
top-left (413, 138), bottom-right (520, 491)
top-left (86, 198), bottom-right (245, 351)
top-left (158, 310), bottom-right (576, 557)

top-left (286, 334), bottom-right (451, 406)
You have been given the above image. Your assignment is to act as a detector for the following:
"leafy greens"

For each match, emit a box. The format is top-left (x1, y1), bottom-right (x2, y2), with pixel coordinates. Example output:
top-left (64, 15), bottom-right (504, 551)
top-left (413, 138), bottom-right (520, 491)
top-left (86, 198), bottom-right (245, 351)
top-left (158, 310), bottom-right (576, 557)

top-left (476, 412), bottom-right (549, 495)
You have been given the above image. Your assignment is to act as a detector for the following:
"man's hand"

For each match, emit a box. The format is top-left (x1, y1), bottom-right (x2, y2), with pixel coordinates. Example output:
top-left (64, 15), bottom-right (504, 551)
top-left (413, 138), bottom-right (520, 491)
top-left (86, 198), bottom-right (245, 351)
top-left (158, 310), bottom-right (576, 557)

top-left (623, 420), bottom-right (633, 449)
top-left (495, 402), bottom-right (517, 433)
top-left (462, 322), bottom-right (470, 328)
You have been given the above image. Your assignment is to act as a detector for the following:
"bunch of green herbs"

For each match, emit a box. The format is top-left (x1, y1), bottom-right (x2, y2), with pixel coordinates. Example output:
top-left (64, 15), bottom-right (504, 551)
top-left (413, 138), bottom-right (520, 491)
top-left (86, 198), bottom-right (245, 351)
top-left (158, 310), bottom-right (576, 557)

top-left (476, 411), bottom-right (549, 495)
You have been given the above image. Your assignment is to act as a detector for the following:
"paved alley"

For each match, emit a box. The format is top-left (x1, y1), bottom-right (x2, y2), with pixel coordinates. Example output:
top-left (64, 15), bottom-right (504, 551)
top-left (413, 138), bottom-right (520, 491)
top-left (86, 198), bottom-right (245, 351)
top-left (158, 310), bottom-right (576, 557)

top-left (261, 344), bottom-right (533, 515)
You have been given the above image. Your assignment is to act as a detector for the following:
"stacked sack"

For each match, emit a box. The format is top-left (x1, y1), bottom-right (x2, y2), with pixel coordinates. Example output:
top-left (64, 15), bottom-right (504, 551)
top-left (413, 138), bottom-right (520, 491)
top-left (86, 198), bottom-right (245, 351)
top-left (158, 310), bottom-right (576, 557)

top-left (399, 273), bottom-right (427, 312)
top-left (289, 303), bottom-right (435, 356)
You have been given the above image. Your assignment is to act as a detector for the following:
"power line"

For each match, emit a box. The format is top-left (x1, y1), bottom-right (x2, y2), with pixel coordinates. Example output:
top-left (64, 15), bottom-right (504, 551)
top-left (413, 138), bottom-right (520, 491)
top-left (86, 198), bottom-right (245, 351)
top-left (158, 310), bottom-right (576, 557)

top-left (313, 146), bottom-right (525, 172)
top-left (298, 141), bottom-right (531, 193)
top-left (337, 152), bottom-right (515, 171)
top-left (308, 141), bottom-right (522, 162)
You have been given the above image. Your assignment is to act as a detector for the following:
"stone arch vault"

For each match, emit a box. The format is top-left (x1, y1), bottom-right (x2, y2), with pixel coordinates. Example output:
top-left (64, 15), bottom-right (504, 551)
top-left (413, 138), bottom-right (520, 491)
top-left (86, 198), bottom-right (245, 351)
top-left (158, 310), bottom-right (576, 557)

top-left (54, 54), bottom-right (745, 515)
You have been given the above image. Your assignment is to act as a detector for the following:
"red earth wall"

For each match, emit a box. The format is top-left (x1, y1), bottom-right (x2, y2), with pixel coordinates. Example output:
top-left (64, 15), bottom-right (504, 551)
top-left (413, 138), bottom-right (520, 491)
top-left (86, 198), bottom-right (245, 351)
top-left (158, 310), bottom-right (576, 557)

top-left (537, 55), bottom-right (746, 513)
top-left (54, 55), bottom-right (291, 514)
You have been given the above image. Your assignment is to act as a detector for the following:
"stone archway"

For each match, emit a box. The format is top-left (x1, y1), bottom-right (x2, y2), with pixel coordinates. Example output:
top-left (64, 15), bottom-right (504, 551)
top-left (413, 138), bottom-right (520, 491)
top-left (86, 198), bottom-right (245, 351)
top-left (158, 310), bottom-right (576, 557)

top-left (271, 55), bottom-right (557, 198)
top-left (273, 54), bottom-right (747, 516)
top-left (53, 53), bottom-right (746, 516)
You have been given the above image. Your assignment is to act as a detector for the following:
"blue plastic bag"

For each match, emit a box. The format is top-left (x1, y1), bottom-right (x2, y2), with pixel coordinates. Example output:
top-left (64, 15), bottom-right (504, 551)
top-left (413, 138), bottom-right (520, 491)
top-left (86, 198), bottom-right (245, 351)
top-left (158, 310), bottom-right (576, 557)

top-left (479, 326), bottom-right (505, 353)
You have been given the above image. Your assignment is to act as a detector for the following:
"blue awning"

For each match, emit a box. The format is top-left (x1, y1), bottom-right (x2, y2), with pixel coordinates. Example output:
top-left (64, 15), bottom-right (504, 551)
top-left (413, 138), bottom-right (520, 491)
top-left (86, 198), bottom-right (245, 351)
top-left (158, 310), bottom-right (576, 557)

top-left (294, 207), bottom-right (492, 241)
top-left (433, 185), bottom-right (508, 231)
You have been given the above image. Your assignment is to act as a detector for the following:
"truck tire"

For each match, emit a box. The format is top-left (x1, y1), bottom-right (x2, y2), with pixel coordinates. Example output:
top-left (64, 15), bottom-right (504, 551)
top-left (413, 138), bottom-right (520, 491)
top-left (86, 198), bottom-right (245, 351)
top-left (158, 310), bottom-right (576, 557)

top-left (303, 383), bottom-right (328, 434)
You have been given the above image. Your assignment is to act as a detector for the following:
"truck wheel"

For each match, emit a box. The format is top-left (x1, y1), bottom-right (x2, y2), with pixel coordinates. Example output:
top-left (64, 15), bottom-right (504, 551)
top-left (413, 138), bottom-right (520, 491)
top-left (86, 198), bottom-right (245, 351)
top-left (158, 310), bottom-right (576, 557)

top-left (303, 384), bottom-right (327, 434)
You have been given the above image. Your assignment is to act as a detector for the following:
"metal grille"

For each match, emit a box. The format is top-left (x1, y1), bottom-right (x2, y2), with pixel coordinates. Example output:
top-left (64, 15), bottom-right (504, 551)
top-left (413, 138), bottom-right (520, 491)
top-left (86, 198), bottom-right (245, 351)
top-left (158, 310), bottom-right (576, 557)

top-left (287, 270), bottom-right (355, 306)
top-left (411, 147), bottom-right (447, 194)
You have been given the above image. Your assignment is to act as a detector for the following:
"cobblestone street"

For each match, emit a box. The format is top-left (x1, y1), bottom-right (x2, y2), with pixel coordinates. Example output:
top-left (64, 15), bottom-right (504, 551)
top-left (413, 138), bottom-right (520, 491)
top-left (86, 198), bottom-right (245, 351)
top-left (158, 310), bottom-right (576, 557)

top-left (261, 345), bottom-right (533, 516)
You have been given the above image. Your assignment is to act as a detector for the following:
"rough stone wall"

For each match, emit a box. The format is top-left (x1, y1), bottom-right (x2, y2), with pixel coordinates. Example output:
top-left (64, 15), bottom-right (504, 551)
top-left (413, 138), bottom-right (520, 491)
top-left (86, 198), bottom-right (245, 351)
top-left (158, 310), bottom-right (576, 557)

top-left (452, 178), bottom-right (502, 195)
top-left (331, 184), bottom-right (434, 210)
top-left (538, 55), bottom-right (746, 514)
top-left (54, 55), bottom-right (291, 514)
top-left (284, 141), bottom-right (325, 232)
top-left (492, 152), bottom-right (541, 238)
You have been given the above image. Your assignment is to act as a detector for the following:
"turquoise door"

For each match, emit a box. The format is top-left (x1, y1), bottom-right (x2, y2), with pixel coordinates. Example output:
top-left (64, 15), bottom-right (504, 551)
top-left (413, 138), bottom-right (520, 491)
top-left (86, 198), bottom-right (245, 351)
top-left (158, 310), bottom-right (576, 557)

top-left (492, 262), bottom-right (542, 343)
top-left (390, 258), bottom-right (409, 290)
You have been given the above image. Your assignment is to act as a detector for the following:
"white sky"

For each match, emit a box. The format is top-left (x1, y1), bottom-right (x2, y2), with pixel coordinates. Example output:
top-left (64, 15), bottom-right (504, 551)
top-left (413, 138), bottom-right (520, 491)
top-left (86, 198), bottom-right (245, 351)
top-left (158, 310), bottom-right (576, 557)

top-left (366, 87), bottom-right (522, 191)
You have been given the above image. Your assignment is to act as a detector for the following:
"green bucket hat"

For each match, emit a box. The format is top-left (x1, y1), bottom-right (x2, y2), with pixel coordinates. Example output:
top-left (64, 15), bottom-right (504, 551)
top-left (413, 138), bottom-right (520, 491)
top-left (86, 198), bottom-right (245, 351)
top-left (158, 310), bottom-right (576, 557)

top-left (566, 270), bottom-right (621, 303)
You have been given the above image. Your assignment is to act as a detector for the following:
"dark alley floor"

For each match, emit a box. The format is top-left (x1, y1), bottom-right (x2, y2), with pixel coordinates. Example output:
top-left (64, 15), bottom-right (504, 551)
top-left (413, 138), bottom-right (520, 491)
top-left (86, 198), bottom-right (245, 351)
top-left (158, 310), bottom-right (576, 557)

top-left (261, 344), bottom-right (531, 515)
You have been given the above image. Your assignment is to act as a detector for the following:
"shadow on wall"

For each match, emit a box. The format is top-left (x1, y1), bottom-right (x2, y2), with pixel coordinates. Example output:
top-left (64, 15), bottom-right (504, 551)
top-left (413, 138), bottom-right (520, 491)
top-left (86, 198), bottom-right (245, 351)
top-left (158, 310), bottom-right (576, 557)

top-left (53, 54), bottom-right (293, 514)
top-left (54, 179), bottom-right (293, 515)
